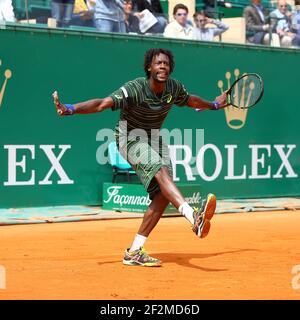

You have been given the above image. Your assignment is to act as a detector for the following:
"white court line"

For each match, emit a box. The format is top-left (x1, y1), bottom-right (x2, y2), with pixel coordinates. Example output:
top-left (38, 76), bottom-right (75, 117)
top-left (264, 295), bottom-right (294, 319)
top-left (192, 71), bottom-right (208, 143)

top-left (0, 265), bottom-right (6, 289)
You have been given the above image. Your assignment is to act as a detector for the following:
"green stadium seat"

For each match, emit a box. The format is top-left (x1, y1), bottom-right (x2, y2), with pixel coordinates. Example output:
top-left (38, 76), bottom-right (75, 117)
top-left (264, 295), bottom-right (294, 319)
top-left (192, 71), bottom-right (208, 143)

top-left (108, 141), bottom-right (136, 183)
top-left (195, 0), bottom-right (277, 19)
top-left (12, 0), bottom-right (51, 20)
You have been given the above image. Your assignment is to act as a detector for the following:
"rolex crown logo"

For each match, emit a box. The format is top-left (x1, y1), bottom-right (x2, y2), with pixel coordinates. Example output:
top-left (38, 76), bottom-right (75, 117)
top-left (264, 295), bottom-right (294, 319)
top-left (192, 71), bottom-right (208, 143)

top-left (0, 59), bottom-right (12, 108)
top-left (218, 69), bottom-right (248, 130)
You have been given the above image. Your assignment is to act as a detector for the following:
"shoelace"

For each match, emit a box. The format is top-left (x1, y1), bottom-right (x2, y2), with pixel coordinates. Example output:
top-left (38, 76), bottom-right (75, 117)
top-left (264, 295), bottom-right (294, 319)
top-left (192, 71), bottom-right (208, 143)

top-left (139, 247), bottom-right (157, 262)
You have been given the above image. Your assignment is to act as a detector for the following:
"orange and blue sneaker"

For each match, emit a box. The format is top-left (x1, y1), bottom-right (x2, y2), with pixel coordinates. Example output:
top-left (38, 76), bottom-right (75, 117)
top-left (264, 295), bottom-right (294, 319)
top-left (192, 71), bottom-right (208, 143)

top-left (192, 193), bottom-right (216, 238)
top-left (122, 246), bottom-right (162, 267)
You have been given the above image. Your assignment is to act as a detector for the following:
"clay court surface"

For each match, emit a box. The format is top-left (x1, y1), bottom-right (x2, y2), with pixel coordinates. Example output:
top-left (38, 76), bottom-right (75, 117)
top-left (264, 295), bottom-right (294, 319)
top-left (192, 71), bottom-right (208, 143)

top-left (0, 210), bottom-right (300, 300)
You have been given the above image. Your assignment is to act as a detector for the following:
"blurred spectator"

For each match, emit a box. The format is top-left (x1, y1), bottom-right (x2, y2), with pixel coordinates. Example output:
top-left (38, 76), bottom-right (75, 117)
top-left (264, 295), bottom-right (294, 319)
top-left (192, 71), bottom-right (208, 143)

top-left (52, 0), bottom-right (75, 28)
top-left (71, 0), bottom-right (96, 27)
top-left (163, 4), bottom-right (195, 40)
top-left (193, 10), bottom-right (229, 41)
top-left (244, 0), bottom-right (280, 46)
top-left (133, 0), bottom-right (167, 33)
top-left (94, 0), bottom-right (125, 33)
top-left (291, 0), bottom-right (300, 36)
top-left (203, 0), bottom-right (216, 18)
top-left (0, 0), bottom-right (16, 22)
top-left (124, 0), bottom-right (140, 33)
top-left (270, 0), bottom-right (299, 47)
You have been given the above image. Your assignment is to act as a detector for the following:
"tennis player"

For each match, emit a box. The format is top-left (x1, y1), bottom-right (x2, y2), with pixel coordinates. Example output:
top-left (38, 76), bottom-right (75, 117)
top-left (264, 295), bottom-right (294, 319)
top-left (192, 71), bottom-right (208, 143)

top-left (53, 48), bottom-right (227, 267)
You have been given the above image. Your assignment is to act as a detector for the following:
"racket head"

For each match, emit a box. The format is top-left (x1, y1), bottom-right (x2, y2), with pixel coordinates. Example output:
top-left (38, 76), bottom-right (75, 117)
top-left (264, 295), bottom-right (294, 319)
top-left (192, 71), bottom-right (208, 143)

top-left (227, 73), bottom-right (264, 109)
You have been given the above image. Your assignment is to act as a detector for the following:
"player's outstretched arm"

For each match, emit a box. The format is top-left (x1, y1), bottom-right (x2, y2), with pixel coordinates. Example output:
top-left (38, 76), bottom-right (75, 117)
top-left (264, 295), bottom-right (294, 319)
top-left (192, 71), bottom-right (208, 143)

top-left (52, 91), bottom-right (114, 116)
top-left (187, 93), bottom-right (227, 112)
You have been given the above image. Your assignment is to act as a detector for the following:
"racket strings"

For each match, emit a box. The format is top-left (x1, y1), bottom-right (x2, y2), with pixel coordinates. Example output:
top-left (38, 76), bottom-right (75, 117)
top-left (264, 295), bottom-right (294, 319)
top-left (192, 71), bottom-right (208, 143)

top-left (230, 75), bottom-right (262, 109)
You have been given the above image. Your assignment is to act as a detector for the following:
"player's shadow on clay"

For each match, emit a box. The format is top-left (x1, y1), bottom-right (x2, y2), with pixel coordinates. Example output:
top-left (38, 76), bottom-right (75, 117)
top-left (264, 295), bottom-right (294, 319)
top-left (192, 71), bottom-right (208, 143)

top-left (98, 249), bottom-right (258, 271)
top-left (155, 249), bottom-right (258, 271)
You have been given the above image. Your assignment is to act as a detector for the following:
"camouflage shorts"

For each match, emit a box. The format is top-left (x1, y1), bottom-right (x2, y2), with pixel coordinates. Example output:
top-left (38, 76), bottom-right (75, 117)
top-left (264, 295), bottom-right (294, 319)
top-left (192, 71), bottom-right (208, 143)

top-left (116, 134), bottom-right (173, 200)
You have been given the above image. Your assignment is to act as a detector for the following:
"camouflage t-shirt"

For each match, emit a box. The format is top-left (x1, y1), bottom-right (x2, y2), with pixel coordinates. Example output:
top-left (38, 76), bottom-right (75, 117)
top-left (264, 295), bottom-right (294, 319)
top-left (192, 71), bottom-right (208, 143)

top-left (110, 77), bottom-right (190, 136)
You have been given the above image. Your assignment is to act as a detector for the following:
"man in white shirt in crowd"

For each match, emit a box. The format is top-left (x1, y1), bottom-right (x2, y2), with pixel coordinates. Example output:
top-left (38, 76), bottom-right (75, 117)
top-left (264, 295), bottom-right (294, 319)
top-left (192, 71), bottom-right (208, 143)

top-left (270, 0), bottom-right (300, 47)
top-left (193, 11), bottom-right (229, 41)
top-left (163, 3), bottom-right (195, 40)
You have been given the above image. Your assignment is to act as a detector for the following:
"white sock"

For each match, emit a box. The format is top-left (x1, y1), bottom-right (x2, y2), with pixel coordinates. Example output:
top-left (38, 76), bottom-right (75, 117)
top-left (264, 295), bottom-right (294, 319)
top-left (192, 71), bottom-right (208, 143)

top-left (129, 234), bottom-right (147, 252)
top-left (178, 202), bottom-right (194, 225)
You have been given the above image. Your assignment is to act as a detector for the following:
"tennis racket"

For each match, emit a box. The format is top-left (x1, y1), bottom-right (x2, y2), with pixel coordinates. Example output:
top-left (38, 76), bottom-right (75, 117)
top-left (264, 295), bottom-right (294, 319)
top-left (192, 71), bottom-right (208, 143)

top-left (223, 73), bottom-right (264, 109)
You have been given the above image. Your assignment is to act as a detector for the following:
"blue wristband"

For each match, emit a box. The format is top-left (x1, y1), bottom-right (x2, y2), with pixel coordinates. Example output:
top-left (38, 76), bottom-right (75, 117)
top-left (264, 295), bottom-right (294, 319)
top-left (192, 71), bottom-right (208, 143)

top-left (212, 101), bottom-right (220, 110)
top-left (65, 104), bottom-right (75, 115)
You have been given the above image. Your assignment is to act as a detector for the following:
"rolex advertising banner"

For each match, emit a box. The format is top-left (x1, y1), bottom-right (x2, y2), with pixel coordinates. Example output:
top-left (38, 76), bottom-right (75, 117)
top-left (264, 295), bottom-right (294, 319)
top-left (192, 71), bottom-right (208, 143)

top-left (103, 183), bottom-right (201, 213)
top-left (0, 25), bottom-right (299, 208)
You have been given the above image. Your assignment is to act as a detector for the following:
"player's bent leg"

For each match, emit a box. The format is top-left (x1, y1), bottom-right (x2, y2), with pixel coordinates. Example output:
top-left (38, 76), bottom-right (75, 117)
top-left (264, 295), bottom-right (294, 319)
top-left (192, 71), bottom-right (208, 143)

top-left (154, 168), bottom-right (217, 239)
top-left (123, 192), bottom-right (169, 267)
top-left (192, 193), bottom-right (217, 238)
top-left (137, 191), bottom-right (169, 237)
top-left (154, 167), bottom-right (186, 209)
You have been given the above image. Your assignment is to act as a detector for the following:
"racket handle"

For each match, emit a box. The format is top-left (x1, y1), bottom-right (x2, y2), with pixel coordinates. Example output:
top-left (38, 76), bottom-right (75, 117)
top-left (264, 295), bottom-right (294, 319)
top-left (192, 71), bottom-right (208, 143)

top-left (196, 102), bottom-right (220, 112)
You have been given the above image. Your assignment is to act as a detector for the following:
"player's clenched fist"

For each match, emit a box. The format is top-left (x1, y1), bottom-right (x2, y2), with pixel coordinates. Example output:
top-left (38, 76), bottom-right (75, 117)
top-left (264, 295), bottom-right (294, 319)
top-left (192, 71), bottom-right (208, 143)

top-left (52, 91), bottom-right (75, 116)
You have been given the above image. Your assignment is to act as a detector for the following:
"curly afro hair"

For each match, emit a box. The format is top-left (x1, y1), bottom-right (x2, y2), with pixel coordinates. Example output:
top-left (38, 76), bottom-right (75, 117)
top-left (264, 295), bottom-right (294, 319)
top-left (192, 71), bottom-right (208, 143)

top-left (143, 48), bottom-right (175, 79)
